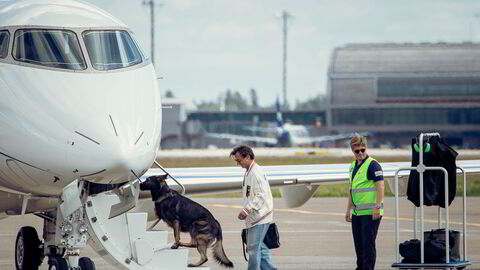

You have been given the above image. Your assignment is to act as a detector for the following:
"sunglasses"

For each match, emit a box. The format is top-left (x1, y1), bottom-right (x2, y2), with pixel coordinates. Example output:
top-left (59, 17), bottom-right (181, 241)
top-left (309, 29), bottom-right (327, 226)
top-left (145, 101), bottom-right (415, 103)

top-left (354, 149), bottom-right (366, 154)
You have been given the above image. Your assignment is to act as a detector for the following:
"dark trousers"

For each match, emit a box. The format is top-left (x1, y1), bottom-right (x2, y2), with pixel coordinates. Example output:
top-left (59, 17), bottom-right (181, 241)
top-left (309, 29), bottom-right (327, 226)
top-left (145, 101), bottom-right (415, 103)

top-left (351, 215), bottom-right (381, 270)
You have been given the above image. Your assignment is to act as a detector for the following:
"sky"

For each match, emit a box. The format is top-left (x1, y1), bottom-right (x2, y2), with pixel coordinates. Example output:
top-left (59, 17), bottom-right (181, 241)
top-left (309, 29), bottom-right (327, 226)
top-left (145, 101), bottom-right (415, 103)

top-left (86, 0), bottom-right (480, 107)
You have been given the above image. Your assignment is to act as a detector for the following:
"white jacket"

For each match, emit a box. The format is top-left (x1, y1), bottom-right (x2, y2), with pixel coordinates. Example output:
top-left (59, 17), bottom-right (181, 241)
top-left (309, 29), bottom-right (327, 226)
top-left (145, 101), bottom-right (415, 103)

top-left (241, 162), bottom-right (274, 228)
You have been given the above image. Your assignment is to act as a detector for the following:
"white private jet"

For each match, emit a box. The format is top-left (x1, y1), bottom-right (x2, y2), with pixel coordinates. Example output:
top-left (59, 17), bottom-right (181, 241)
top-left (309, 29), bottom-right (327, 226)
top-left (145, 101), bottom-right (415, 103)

top-left (1, 1), bottom-right (480, 270)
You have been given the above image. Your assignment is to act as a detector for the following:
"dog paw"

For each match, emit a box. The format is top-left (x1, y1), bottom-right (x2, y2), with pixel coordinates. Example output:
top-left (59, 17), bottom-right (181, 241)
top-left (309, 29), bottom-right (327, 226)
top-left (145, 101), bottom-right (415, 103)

top-left (171, 243), bottom-right (179, 249)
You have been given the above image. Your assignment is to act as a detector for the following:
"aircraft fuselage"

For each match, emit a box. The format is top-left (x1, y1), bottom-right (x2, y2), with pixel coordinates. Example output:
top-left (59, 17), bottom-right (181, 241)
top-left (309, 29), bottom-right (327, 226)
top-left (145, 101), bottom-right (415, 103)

top-left (0, 1), bottom-right (162, 196)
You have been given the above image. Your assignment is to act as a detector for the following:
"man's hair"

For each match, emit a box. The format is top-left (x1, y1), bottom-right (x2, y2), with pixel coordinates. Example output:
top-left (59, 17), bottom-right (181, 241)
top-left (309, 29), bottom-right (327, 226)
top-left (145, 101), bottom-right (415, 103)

top-left (350, 133), bottom-right (367, 148)
top-left (230, 145), bottom-right (255, 159)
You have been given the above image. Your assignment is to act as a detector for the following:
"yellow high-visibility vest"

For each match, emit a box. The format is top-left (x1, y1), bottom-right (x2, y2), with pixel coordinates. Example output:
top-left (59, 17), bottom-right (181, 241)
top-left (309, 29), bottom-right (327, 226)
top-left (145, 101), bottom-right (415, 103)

top-left (349, 157), bottom-right (383, 216)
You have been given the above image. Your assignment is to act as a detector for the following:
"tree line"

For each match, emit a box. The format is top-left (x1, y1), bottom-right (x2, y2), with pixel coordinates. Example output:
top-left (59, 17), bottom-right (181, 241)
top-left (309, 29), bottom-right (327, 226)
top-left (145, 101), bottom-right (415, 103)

top-left (164, 88), bottom-right (326, 111)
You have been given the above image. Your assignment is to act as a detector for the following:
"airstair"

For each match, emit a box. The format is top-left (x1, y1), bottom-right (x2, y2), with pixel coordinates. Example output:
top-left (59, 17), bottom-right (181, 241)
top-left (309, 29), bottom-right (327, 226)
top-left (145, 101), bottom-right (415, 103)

top-left (84, 191), bottom-right (209, 270)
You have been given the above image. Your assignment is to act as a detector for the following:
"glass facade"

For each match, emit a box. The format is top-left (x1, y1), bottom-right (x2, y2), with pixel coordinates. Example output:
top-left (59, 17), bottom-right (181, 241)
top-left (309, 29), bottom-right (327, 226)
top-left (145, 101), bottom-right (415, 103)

top-left (378, 77), bottom-right (480, 97)
top-left (188, 111), bottom-right (326, 132)
top-left (332, 108), bottom-right (480, 125)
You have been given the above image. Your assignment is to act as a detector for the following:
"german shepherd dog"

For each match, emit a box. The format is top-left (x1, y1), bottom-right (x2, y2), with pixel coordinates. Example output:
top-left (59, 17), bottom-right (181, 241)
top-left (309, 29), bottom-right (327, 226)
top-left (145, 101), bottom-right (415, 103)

top-left (140, 175), bottom-right (234, 268)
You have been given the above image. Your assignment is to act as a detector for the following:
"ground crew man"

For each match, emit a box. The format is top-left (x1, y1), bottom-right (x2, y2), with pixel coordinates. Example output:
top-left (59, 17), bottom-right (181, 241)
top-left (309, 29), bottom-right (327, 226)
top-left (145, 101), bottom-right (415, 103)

top-left (345, 133), bottom-right (384, 270)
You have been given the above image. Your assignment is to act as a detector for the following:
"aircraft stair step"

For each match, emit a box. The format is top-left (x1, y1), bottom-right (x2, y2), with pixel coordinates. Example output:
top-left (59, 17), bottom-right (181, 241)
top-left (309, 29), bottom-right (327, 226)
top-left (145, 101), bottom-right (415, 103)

top-left (84, 192), bottom-right (195, 270)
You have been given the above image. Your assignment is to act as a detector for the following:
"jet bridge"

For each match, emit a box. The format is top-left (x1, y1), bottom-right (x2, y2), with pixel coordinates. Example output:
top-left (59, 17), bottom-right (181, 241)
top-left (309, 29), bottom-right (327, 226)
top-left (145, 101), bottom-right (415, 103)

top-left (84, 191), bottom-right (209, 270)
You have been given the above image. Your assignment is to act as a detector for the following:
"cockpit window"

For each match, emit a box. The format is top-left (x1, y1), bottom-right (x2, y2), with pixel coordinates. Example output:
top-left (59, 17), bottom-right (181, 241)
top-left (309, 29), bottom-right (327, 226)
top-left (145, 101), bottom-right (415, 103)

top-left (83, 30), bottom-right (143, 71)
top-left (13, 29), bottom-right (86, 70)
top-left (0, 31), bottom-right (10, 58)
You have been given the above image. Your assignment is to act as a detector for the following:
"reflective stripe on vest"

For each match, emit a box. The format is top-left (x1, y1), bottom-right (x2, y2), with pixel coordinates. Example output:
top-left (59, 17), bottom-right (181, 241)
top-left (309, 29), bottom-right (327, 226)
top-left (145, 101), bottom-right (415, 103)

top-left (351, 188), bottom-right (377, 193)
top-left (349, 157), bottom-right (383, 216)
top-left (353, 203), bottom-right (384, 211)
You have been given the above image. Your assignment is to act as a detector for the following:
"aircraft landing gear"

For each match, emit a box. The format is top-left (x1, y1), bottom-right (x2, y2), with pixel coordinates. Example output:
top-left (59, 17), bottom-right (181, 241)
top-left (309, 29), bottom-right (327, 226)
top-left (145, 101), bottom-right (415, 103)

top-left (15, 226), bottom-right (44, 270)
top-left (48, 256), bottom-right (68, 270)
top-left (46, 256), bottom-right (96, 270)
top-left (79, 257), bottom-right (96, 270)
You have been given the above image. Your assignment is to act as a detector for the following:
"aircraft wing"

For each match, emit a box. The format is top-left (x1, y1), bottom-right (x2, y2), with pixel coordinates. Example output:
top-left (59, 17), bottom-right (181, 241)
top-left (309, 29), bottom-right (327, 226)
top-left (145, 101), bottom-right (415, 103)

top-left (307, 132), bottom-right (362, 145)
top-left (206, 132), bottom-right (278, 145)
top-left (140, 159), bottom-right (480, 207)
top-left (1, 160), bottom-right (479, 214)
top-left (243, 126), bottom-right (277, 133)
top-left (0, 188), bottom-right (58, 215)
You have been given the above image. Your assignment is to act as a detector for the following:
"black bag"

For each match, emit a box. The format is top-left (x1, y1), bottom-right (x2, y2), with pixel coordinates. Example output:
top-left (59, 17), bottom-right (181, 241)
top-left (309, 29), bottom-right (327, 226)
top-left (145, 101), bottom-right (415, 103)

top-left (241, 223), bottom-right (280, 261)
top-left (407, 135), bottom-right (458, 208)
top-left (263, 223), bottom-right (280, 249)
top-left (425, 229), bottom-right (460, 261)
top-left (399, 229), bottom-right (458, 263)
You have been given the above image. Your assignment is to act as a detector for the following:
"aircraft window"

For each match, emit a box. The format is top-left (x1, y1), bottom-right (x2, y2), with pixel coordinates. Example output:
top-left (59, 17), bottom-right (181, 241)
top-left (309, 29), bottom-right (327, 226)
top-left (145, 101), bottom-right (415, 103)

top-left (0, 31), bottom-right (9, 58)
top-left (83, 30), bottom-right (142, 71)
top-left (13, 29), bottom-right (86, 70)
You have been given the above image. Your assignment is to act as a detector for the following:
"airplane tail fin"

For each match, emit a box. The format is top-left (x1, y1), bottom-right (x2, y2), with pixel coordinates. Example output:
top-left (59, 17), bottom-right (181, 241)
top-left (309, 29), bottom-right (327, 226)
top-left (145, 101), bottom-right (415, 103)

top-left (276, 97), bottom-right (283, 127)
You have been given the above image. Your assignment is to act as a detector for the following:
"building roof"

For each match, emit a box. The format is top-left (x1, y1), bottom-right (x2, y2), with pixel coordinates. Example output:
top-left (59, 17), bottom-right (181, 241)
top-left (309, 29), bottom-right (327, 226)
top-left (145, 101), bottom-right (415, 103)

top-left (330, 43), bottom-right (480, 74)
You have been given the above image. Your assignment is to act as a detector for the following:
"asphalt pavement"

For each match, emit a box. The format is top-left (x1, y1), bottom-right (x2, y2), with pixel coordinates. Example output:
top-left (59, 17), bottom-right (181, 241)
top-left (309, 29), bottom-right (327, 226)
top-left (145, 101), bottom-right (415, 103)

top-left (1, 197), bottom-right (479, 270)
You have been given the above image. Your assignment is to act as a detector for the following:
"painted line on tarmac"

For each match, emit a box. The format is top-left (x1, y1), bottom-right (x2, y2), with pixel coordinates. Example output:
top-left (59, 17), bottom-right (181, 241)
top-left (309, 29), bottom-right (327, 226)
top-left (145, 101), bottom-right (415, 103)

top-left (219, 229), bottom-right (480, 234)
top-left (208, 204), bottom-right (480, 227)
top-left (145, 229), bottom-right (480, 234)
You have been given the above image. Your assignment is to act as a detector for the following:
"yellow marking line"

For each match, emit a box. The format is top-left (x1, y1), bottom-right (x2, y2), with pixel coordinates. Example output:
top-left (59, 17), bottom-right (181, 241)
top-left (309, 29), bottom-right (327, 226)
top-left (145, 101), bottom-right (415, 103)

top-left (207, 204), bottom-right (480, 227)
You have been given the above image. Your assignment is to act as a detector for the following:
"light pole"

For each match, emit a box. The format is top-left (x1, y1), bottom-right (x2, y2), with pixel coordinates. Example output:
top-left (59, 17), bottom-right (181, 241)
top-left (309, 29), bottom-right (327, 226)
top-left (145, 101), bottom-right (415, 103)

top-left (142, 0), bottom-right (162, 67)
top-left (280, 10), bottom-right (292, 110)
top-left (469, 13), bottom-right (480, 42)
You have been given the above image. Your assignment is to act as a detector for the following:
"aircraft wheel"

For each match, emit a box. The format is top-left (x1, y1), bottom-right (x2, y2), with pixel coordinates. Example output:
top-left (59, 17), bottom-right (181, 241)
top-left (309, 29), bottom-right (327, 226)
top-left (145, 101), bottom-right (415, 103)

top-left (15, 226), bottom-right (43, 270)
top-left (48, 256), bottom-right (68, 270)
top-left (79, 257), bottom-right (96, 270)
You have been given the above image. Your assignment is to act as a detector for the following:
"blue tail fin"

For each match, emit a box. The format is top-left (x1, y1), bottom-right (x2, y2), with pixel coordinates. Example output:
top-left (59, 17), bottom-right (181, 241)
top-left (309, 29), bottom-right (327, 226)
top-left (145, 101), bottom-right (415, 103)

top-left (276, 97), bottom-right (283, 127)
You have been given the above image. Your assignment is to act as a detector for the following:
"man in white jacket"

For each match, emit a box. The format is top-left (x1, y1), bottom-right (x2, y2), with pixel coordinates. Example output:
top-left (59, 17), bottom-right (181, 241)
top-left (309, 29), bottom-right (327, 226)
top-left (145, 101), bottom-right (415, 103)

top-left (231, 145), bottom-right (277, 270)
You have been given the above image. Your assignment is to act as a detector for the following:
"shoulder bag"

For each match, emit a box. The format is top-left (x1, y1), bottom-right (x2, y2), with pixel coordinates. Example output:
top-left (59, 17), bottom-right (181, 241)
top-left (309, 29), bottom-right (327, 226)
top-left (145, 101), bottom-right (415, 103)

top-left (241, 223), bottom-right (280, 261)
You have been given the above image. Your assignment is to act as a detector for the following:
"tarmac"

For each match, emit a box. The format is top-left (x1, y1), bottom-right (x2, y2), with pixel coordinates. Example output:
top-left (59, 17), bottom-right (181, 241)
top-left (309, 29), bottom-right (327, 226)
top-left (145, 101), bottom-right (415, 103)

top-left (1, 197), bottom-right (479, 270)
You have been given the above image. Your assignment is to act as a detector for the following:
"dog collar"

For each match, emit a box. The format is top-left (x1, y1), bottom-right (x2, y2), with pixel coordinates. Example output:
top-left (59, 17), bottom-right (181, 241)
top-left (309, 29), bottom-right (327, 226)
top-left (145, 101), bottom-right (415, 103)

top-left (155, 192), bottom-right (173, 203)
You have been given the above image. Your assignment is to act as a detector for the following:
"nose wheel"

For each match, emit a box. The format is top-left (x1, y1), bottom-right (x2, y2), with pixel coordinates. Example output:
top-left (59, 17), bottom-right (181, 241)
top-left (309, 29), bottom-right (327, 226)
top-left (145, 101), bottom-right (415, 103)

top-left (48, 257), bottom-right (68, 270)
top-left (79, 257), bottom-right (96, 270)
top-left (15, 226), bottom-right (43, 270)
top-left (46, 256), bottom-right (96, 270)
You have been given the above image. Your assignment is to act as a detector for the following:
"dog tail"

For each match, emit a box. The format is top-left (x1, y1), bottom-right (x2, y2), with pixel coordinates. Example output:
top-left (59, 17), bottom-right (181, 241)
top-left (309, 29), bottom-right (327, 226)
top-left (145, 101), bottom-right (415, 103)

top-left (212, 221), bottom-right (234, 268)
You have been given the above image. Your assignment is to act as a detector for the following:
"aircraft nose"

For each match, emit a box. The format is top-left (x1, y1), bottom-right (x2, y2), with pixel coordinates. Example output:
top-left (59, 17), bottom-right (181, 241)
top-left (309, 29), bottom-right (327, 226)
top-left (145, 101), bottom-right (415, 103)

top-left (67, 114), bottom-right (159, 184)
top-left (105, 146), bottom-right (153, 181)
top-left (53, 65), bottom-right (161, 184)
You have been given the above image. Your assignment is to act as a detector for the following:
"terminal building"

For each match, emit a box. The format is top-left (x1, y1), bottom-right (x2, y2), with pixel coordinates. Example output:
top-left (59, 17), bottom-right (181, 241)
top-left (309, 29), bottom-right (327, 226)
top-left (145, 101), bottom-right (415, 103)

top-left (326, 43), bottom-right (480, 148)
top-left (162, 43), bottom-right (480, 149)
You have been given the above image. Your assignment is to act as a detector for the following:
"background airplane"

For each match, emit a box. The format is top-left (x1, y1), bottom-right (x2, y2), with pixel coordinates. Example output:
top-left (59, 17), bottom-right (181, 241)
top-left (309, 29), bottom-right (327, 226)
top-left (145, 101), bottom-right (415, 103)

top-left (0, 1), bottom-right (479, 270)
top-left (206, 100), bottom-right (358, 147)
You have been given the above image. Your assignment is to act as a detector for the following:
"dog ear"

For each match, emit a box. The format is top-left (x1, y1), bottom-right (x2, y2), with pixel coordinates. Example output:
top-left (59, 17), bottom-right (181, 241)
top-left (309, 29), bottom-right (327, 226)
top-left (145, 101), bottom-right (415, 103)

top-left (158, 174), bottom-right (168, 181)
top-left (158, 181), bottom-right (170, 194)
